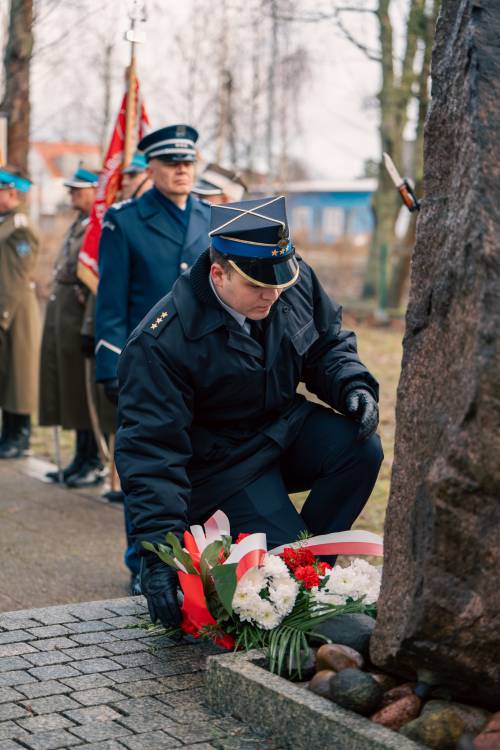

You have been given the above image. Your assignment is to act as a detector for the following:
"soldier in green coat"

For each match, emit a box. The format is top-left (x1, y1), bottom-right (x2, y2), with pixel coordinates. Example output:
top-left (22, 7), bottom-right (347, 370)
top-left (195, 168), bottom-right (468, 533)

top-left (0, 166), bottom-right (41, 458)
top-left (39, 167), bottom-right (106, 487)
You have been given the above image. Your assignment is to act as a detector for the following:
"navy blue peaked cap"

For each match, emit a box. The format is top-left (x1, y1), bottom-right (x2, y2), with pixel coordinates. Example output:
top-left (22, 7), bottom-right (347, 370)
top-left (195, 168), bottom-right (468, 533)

top-left (138, 124), bottom-right (198, 162)
top-left (209, 195), bottom-right (299, 289)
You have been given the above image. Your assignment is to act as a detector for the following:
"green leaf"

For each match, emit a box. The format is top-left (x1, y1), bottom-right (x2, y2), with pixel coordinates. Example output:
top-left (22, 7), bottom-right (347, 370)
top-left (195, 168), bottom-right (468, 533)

top-left (141, 540), bottom-right (180, 571)
top-left (164, 532), bottom-right (198, 575)
top-left (201, 540), bottom-right (225, 568)
top-left (211, 563), bottom-right (238, 616)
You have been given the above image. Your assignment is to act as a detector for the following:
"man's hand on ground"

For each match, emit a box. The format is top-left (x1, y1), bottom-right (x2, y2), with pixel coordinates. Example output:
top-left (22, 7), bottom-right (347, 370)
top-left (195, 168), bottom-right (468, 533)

top-left (103, 378), bottom-right (120, 405)
top-left (140, 558), bottom-right (182, 629)
top-left (344, 389), bottom-right (379, 442)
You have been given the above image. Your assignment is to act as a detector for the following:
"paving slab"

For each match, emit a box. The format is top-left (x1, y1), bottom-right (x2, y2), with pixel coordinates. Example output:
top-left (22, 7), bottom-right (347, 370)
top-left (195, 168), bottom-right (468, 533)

top-left (0, 459), bottom-right (128, 612)
top-left (0, 598), bottom-right (275, 750)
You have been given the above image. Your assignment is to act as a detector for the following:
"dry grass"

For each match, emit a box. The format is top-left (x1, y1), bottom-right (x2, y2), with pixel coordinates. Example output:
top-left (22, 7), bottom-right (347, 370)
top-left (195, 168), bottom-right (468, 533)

top-left (292, 322), bottom-right (403, 536)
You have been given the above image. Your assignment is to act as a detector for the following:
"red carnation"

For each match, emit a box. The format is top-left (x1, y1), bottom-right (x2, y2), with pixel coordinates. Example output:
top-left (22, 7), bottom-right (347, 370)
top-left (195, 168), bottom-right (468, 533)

top-left (294, 564), bottom-right (321, 590)
top-left (283, 546), bottom-right (316, 572)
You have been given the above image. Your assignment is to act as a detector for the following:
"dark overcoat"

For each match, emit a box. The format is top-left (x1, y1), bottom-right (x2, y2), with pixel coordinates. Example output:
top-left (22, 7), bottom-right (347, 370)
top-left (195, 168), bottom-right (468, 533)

top-left (95, 189), bottom-right (211, 382)
top-left (0, 211), bottom-right (40, 414)
top-left (116, 250), bottom-right (379, 547)
top-left (39, 211), bottom-right (93, 429)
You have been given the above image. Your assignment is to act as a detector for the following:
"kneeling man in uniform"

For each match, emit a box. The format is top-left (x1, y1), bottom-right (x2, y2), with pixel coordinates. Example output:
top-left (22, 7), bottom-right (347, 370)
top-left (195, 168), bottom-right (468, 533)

top-left (116, 196), bottom-right (383, 628)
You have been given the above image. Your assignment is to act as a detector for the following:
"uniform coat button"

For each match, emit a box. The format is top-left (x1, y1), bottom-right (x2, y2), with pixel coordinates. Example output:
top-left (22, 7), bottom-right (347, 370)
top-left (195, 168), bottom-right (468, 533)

top-left (180, 261), bottom-right (189, 271)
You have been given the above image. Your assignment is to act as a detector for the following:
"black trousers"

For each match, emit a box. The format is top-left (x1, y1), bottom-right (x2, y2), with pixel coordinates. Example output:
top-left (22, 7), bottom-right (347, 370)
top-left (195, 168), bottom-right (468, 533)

top-left (220, 404), bottom-right (384, 552)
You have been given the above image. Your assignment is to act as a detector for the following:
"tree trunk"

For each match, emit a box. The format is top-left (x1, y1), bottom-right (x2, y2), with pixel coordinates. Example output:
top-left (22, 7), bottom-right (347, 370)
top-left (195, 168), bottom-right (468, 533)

top-left (362, 0), bottom-right (426, 301)
top-left (387, 1), bottom-right (437, 308)
top-left (99, 42), bottom-right (114, 160)
top-left (362, 0), bottom-right (399, 299)
top-left (1, 0), bottom-right (34, 171)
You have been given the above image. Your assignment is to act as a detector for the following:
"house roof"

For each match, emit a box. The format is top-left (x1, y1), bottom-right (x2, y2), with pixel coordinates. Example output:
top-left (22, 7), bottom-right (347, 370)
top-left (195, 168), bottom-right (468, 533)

top-left (31, 141), bottom-right (101, 178)
top-left (284, 179), bottom-right (377, 194)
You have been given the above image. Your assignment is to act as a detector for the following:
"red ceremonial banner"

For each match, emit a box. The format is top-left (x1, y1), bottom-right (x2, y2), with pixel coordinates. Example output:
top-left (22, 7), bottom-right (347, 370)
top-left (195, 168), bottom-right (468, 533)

top-left (77, 81), bottom-right (149, 294)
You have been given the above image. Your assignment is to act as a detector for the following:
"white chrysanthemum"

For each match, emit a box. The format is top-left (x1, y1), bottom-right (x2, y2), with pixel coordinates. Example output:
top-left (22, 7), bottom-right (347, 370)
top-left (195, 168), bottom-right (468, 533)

top-left (269, 579), bottom-right (299, 617)
top-left (232, 588), bottom-right (258, 609)
top-left (237, 566), bottom-right (267, 593)
top-left (232, 555), bottom-right (299, 629)
top-left (320, 560), bottom-right (382, 604)
top-left (251, 599), bottom-right (282, 630)
top-left (261, 553), bottom-right (289, 577)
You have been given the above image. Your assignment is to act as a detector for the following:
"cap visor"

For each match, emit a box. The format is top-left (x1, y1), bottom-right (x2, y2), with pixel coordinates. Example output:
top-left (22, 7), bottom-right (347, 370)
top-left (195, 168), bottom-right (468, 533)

top-left (153, 154), bottom-right (196, 163)
top-left (193, 185), bottom-right (223, 196)
top-left (64, 180), bottom-right (97, 188)
top-left (228, 255), bottom-right (299, 289)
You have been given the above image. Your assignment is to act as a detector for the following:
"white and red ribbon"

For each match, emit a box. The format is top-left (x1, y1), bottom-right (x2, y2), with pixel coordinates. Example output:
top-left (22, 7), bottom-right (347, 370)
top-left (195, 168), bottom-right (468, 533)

top-left (269, 529), bottom-right (384, 558)
top-left (181, 510), bottom-right (382, 580)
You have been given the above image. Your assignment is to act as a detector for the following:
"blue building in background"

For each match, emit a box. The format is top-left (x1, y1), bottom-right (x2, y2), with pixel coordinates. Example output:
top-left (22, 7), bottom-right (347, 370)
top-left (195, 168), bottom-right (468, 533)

top-left (280, 179), bottom-right (376, 246)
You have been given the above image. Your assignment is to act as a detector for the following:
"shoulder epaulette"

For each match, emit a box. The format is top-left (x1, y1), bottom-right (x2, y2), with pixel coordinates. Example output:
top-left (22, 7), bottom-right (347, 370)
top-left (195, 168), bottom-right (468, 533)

top-left (110, 198), bottom-right (133, 211)
top-left (143, 300), bottom-right (178, 338)
top-left (13, 213), bottom-right (28, 229)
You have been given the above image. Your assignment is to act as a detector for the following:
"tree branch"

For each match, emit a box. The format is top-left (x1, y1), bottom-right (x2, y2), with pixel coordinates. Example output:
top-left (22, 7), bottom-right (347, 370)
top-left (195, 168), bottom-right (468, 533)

top-left (333, 7), bottom-right (381, 62)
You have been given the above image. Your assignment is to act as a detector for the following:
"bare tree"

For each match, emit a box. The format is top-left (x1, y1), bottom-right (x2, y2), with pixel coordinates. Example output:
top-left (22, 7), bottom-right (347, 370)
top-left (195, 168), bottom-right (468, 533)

top-left (387, 0), bottom-right (438, 307)
top-left (275, 0), bottom-right (438, 304)
top-left (362, 0), bottom-right (436, 301)
top-left (1, 0), bottom-right (34, 170)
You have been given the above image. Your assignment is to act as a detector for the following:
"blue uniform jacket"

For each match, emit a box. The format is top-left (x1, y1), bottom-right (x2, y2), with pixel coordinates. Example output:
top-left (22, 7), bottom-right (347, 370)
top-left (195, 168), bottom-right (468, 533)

top-left (116, 250), bottom-right (379, 546)
top-left (95, 189), bottom-right (210, 381)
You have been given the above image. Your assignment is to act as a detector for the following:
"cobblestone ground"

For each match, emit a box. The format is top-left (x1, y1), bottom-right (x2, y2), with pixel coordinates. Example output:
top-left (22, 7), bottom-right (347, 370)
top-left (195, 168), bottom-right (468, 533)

top-left (0, 597), bottom-right (281, 750)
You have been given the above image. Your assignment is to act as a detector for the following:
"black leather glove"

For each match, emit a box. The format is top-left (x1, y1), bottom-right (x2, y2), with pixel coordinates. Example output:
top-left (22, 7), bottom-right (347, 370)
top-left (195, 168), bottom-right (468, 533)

top-left (140, 557), bottom-right (182, 629)
top-left (103, 378), bottom-right (120, 405)
top-left (344, 388), bottom-right (379, 442)
top-left (81, 335), bottom-right (95, 358)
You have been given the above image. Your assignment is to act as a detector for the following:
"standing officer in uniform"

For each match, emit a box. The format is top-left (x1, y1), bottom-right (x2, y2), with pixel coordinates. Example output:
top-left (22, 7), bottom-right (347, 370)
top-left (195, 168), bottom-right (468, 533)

top-left (0, 166), bottom-right (40, 458)
top-left (40, 166), bottom-right (105, 486)
top-left (79, 150), bottom-right (153, 486)
top-left (116, 196), bottom-right (384, 628)
top-left (120, 152), bottom-right (152, 200)
top-left (95, 124), bottom-right (210, 594)
top-left (193, 163), bottom-right (246, 204)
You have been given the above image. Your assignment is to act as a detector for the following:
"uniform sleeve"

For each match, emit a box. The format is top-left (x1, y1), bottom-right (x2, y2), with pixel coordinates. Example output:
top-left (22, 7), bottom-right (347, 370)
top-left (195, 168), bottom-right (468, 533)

top-left (9, 226), bottom-right (39, 271)
top-left (302, 266), bottom-right (379, 412)
top-left (95, 213), bottom-right (130, 381)
top-left (115, 333), bottom-right (194, 546)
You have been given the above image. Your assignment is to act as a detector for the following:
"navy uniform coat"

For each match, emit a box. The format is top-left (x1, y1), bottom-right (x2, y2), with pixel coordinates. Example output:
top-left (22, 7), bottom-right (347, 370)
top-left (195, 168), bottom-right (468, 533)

top-left (116, 250), bottom-right (379, 547)
top-left (95, 189), bottom-right (211, 381)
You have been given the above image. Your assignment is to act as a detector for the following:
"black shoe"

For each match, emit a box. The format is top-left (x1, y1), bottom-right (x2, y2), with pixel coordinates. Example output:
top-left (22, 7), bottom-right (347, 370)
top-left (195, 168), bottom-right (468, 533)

top-left (0, 427), bottom-right (30, 459)
top-left (0, 411), bottom-right (12, 447)
top-left (0, 437), bottom-right (29, 459)
top-left (130, 573), bottom-right (142, 596)
top-left (46, 456), bottom-right (84, 483)
top-left (65, 461), bottom-right (107, 488)
top-left (102, 490), bottom-right (125, 503)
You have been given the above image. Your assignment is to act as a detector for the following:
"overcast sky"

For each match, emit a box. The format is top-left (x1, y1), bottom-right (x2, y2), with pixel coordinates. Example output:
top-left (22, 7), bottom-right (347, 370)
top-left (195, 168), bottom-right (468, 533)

top-left (1, 0), bottom-right (412, 180)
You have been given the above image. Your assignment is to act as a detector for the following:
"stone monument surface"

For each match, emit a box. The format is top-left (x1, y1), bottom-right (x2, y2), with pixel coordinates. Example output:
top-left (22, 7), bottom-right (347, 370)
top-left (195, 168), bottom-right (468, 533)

top-left (370, 0), bottom-right (500, 709)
